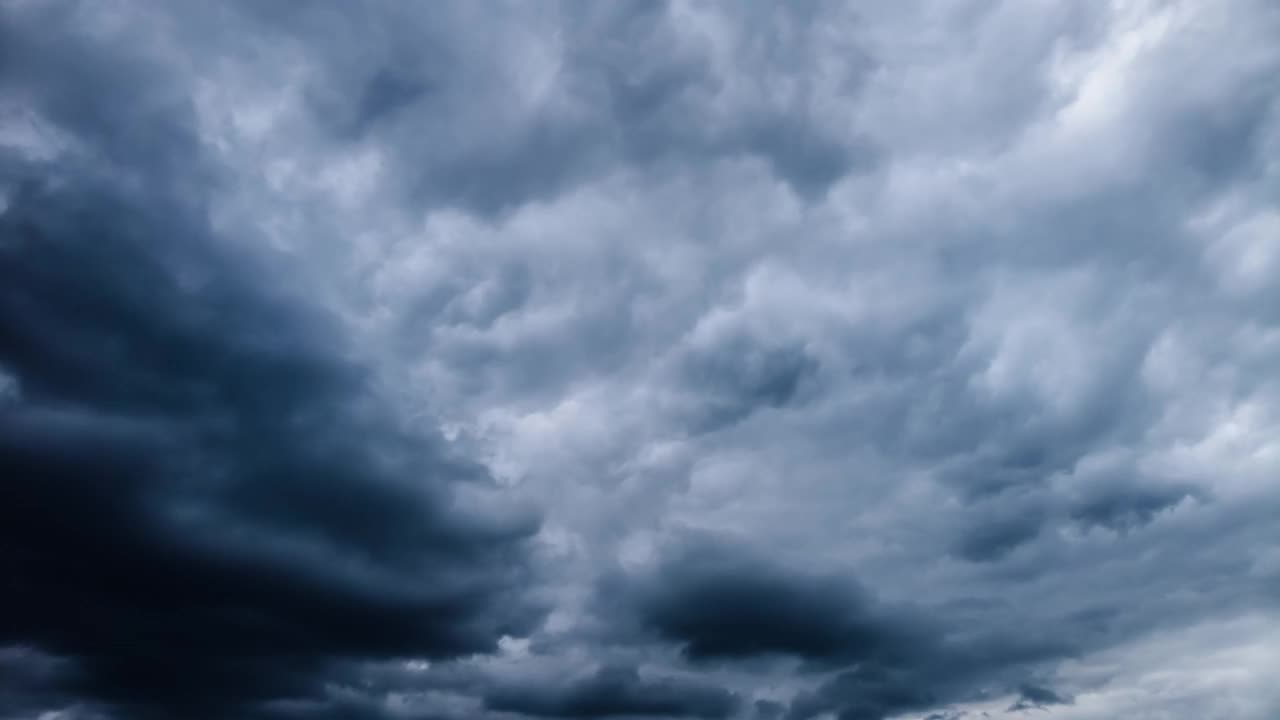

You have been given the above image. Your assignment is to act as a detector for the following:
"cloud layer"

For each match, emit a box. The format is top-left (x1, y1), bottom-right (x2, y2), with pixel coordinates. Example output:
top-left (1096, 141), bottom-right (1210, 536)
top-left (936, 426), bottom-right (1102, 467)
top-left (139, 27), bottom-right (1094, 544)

top-left (2, 1), bottom-right (1279, 719)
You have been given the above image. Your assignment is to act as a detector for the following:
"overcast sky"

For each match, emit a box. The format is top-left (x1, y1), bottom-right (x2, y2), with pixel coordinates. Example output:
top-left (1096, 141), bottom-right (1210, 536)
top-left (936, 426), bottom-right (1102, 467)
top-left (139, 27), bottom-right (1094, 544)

top-left (2, 1), bottom-right (1279, 719)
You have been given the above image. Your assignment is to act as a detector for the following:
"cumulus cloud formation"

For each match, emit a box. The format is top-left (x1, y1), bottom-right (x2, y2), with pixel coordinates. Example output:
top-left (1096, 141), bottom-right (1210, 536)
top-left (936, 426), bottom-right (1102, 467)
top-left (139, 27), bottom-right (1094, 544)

top-left (2, 1), bottom-right (1279, 719)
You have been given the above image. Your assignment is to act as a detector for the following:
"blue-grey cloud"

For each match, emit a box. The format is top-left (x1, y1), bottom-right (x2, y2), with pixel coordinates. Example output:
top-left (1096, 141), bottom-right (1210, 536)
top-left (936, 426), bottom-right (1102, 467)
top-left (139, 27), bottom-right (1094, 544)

top-left (484, 665), bottom-right (739, 719)
top-left (4, 1), bottom-right (1280, 719)
top-left (1006, 684), bottom-right (1072, 713)
top-left (606, 534), bottom-right (934, 665)
top-left (0, 5), bottom-right (539, 718)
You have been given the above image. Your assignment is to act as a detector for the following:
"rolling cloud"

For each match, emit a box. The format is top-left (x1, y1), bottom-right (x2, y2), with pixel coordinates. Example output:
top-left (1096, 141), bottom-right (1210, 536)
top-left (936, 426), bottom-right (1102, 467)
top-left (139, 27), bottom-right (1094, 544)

top-left (2, 1), bottom-right (1279, 719)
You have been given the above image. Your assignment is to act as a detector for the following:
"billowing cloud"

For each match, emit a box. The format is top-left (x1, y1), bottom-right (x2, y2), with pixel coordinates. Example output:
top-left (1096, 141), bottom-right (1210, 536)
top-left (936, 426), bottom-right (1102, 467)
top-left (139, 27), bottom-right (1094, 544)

top-left (3, 1), bottom-right (1280, 719)
top-left (606, 534), bottom-right (932, 666)
top-left (0, 4), bottom-right (538, 718)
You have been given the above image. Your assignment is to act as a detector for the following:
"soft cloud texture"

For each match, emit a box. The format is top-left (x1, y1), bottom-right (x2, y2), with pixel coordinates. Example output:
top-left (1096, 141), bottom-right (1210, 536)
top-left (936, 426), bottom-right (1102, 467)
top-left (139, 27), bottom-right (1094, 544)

top-left (2, 1), bottom-right (1279, 719)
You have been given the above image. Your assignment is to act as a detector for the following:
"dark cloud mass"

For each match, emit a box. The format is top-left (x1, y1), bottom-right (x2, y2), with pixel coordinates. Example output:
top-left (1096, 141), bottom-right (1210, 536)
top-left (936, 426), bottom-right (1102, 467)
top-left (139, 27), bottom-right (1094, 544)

top-left (0, 4), bottom-right (537, 718)
top-left (611, 535), bottom-right (930, 666)
top-left (1006, 684), bottom-right (1072, 713)
top-left (3, 1), bottom-right (1280, 719)
top-left (484, 665), bottom-right (739, 719)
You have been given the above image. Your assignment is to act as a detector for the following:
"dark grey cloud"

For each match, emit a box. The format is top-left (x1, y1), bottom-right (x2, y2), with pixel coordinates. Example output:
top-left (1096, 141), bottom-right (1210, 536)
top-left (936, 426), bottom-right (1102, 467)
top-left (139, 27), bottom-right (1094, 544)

top-left (951, 504), bottom-right (1045, 563)
top-left (484, 665), bottom-right (739, 719)
top-left (781, 637), bottom-right (1077, 720)
top-left (4, 1), bottom-right (1280, 719)
top-left (603, 534), bottom-right (1081, 719)
top-left (1066, 481), bottom-right (1200, 534)
top-left (674, 336), bottom-right (820, 434)
top-left (786, 665), bottom-right (940, 720)
top-left (0, 4), bottom-right (538, 718)
top-left (607, 534), bottom-right (933, 666)
top-left (0, 647), bottom-right (88, 720)
top-left (1006, 684), bottom-right (1071, 713)
top-left (347, 67), bottom-right (434, 138)
top-left (753, 699), bottom-right (785, 720)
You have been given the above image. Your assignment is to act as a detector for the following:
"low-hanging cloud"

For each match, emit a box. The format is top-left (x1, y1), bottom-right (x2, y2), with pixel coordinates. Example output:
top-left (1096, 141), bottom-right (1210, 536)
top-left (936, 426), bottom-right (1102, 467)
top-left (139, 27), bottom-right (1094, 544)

top-left (4, 1), bottom-right (1280, 719)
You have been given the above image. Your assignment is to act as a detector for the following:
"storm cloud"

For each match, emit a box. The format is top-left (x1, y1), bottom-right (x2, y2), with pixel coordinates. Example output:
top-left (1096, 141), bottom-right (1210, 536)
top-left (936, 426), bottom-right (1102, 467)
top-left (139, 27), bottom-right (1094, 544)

top-left (3, 1), bottom-right (1280, 719)
top-left (484, 665), bottom-right (739, 719)
top-left (608, 534), bottom-right (933, 666)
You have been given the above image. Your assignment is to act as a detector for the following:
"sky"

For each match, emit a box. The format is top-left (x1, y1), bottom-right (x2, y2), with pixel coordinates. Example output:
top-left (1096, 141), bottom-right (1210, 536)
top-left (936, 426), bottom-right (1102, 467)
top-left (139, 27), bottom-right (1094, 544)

top-left (1, 1), bottom-right (1278, 719)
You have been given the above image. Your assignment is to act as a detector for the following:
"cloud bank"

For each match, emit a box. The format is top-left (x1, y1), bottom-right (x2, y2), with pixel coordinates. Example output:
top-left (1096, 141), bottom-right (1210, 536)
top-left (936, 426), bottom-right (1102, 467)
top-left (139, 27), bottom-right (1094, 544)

top-left (2, 1), bottom-right (1279, 719)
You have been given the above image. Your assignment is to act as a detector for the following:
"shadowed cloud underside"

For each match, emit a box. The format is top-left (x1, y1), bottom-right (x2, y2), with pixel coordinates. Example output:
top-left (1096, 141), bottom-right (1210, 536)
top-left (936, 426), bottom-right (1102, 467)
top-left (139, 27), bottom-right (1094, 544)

top-left (2, 1), bottom-right (1280, 719)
